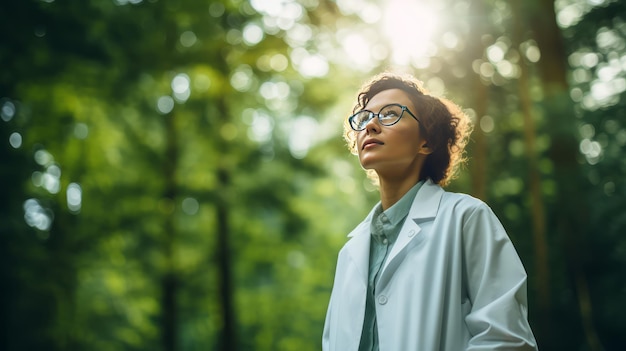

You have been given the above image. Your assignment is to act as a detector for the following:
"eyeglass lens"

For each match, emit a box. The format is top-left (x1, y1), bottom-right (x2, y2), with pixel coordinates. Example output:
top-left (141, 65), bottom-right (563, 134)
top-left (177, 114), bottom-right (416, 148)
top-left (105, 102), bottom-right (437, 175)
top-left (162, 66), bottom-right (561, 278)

top-left (352, 104), bottom-right (404, 130)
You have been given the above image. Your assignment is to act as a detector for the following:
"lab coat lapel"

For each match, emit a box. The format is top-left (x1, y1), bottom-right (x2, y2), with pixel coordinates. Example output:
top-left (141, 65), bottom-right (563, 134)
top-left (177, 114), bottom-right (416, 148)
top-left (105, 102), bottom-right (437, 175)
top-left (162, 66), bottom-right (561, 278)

top-left (344, 206), bottom-right (377, 286)
top-left (379, 180), bottom-right (444, 280)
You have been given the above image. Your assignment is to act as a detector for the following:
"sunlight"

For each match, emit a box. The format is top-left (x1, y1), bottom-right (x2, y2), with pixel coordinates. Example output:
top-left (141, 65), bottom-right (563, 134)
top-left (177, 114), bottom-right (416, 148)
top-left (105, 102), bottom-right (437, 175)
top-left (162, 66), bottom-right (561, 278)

top-left (339, 30), bottom-right (377, 70)
top-left (380, 0), bottom-right (441, 66)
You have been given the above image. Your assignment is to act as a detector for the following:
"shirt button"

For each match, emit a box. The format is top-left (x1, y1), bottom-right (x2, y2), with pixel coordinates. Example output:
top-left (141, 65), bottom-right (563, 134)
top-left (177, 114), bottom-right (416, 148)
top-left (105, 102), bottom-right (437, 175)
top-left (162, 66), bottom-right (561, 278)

top-left (382, 238), bottom-right (388, 245)
top-left (408, 229), bottom-right (416, 237)
top-left (377, 295), bottom-right (388, 305)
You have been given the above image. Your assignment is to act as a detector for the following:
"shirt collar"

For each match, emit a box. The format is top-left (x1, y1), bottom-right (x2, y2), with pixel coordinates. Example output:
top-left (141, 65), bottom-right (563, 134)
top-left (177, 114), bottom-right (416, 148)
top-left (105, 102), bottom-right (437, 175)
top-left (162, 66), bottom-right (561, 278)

top-left (385, 180), bottom-right (424, 226)
top-left (370, 180), bottom-right (425, 241)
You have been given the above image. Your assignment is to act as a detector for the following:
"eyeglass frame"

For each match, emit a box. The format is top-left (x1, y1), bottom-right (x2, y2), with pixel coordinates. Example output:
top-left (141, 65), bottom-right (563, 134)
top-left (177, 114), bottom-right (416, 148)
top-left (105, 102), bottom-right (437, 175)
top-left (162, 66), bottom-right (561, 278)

top-left (347, 103), bottom-right (421, 131)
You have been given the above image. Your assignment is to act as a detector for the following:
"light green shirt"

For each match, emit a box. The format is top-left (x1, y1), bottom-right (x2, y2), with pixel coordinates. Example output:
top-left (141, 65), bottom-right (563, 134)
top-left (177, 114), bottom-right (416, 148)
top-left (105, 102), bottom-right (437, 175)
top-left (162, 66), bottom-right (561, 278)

top-left (358, 181), bottom-right (424, 351)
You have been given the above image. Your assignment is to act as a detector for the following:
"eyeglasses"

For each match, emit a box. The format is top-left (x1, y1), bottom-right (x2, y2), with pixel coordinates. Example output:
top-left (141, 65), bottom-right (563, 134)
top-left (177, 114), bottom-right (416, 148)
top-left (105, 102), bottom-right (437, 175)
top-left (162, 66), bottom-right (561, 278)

top-left (348, 103), bottom-right (420, 131)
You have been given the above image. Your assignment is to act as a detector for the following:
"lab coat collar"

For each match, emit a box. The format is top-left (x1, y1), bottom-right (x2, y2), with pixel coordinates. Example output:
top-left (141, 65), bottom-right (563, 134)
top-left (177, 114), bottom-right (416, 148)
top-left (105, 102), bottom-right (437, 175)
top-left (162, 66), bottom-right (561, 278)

top-left (347, 179), bottom-right (443, 239)
top-left (344, 180), bottom-right (445, 285)
top-left (407, 179), bottom-right (444, 220)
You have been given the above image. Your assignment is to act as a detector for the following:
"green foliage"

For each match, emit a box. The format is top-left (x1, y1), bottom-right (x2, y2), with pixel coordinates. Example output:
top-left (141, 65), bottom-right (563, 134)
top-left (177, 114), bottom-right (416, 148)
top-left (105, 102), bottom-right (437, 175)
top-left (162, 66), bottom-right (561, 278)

top-left (2, 0), bottom-right (626, 350)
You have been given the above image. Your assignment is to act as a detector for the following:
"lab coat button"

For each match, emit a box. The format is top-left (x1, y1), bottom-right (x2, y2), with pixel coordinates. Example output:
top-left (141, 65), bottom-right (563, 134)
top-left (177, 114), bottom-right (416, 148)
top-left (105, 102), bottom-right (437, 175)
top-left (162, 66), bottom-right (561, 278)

top-left (408, 229), bottom-right (416, 237)
top-left (377, 295), bottom-right (388, 305)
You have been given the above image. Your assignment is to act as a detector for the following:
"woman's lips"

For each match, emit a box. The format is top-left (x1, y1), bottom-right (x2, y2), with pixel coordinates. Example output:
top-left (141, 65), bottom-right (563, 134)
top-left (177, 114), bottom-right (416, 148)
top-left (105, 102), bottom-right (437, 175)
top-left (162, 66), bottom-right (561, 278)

top-left (362, 139), bottom-right (383, 150)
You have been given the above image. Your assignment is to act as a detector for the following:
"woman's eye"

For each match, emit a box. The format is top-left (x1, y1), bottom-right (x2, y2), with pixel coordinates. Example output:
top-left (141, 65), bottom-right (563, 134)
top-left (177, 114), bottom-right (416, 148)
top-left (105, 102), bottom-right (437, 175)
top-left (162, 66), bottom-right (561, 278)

top-left (359, 113), bottom-right (373, 123)
top-left (381, 110), bottom-right (399, 119)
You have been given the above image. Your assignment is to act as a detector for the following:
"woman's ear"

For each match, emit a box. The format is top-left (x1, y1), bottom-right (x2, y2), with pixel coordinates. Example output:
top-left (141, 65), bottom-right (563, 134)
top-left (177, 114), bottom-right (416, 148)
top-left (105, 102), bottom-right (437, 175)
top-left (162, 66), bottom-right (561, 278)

top-left (419, 142), bottom-right (433, 155)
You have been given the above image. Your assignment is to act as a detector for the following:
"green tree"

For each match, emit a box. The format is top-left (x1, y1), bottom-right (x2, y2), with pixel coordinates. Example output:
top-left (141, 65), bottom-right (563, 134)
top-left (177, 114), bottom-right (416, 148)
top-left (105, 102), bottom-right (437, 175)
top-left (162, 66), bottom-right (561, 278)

top-left (3, 0), bottom-right (626, 350)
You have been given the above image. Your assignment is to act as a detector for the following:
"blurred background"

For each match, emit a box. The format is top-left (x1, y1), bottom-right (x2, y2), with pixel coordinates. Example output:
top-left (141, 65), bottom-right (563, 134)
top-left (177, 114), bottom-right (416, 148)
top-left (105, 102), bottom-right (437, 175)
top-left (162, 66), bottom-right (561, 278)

top-left (1, 0), bottom-right (625, 350)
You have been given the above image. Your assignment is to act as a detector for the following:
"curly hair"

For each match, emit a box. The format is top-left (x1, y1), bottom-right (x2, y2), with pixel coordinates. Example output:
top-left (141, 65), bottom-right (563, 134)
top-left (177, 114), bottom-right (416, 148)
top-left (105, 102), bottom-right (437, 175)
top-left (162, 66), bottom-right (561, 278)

top-left (344, 72), bottom-right (473, 187)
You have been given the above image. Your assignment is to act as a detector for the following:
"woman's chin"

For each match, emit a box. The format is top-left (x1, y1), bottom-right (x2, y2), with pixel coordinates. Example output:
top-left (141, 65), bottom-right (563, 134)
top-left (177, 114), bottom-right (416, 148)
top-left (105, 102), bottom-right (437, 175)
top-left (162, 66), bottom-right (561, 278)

top-left (358, 153), bottom-right (382, 169)
top-left (358, 159), bottom-right (377, 170)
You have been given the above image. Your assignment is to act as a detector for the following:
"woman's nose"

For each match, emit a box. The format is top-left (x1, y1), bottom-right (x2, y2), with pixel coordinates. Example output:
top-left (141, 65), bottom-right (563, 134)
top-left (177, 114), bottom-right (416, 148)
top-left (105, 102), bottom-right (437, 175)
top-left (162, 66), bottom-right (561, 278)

top-left (364, 114), bottom-right (381, 133)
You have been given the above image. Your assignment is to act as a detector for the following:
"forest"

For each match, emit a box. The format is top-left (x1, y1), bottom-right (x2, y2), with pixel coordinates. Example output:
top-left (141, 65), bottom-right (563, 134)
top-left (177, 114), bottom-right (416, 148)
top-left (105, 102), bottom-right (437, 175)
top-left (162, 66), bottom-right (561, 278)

top-left (1, 0), bottom-right (625, 350)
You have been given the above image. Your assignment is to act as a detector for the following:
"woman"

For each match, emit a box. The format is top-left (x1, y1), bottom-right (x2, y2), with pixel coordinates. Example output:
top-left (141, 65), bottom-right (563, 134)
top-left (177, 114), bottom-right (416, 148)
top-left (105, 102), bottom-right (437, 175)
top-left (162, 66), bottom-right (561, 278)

top-left (322, 73), bottom-right (538, 351)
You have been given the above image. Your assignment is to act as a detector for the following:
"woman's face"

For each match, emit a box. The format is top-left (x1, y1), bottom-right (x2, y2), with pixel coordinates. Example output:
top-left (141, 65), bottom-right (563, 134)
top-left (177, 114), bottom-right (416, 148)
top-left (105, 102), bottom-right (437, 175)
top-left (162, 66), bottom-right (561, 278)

top-left (356, 89), bottom-right (430, 178)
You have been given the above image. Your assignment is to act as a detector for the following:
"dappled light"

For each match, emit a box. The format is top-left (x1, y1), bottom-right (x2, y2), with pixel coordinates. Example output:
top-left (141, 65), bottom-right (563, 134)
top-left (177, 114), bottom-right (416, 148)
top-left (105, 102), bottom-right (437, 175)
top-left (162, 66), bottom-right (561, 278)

top-left (486, 40), bottom-right (521, 79)
top-left (251, 0), bottom-right (306, 31)
top-left (242, 23), bottom-right (264, 46)
top-left (479, 115), bottom-right (495, 133)
top-left (284, 23), bottom-right (314, 48)
top-left (521, 40), bottom-right (541, 63)
top-left (259, 81), bottom-right (290, 101)
top-left (256, 53), bottom-right (289, 72)
top-left (1, 99), bottom-right (15, 122)
top-left (114, 0), bottom-right (143, 5)
top-left (287, 115), bottom-right (318, 158)
top-left (179, 30), bottom-right (197, 48)
top-left (290, 48), bottom-right (329, 78)
top-left (580, 138), bottom-right (603, 164)
top-left (171, 73), bottom-right (191, 103)
top-left (73, 122), bottom-right (88, 139)
top-left (555, 0), bottom-right (615, 28)
top-left (568, 50), bottom-right (626, 109)
top-left (245, 109), bottom-right (274, 143)
top-left (230, 65), bottom-right (255, 92)
top-left (9, 132), bottom-right (22, 148)
top-left (34, 149), bottom-right (53, 167)
top-left (563, 2), bottom-right (626, 111)
top-left (33, 169), bottom-right (61, 194)
top-left (2, 0), bottom-right (626, 350)
top-left (181, 197), bottom-right (199, 215)
top-left (23, 198), bottom-right (53, 232)
top-left (337, 29), bottom-right (383, 72)
top-left (66, 182), bottom-right (82, 213)
top-left (156, 95), bottom-right (174, 114)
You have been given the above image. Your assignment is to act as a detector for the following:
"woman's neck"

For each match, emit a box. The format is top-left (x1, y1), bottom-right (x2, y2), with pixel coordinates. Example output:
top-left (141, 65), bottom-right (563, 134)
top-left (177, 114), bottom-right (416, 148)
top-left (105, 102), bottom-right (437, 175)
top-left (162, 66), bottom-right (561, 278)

top-left (375, 156), bottom-right (426, 210)
top-left (378, 176), bottom-right (421, 211)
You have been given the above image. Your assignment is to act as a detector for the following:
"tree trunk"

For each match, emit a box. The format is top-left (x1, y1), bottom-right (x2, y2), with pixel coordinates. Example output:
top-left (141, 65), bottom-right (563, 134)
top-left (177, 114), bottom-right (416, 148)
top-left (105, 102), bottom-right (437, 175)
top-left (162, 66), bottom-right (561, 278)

top-left (469, 81), bottom-right (489, 201)
top-left (511, 0), bottom-right (551, 342)
top-left (466, 0), bottom-right (490, 200)
top-left (215, 97), bottom-right (237, 351)
top-left (162, 110), bottom-right (179, 351)
top-left (526, 1), bottom-right (603, 350)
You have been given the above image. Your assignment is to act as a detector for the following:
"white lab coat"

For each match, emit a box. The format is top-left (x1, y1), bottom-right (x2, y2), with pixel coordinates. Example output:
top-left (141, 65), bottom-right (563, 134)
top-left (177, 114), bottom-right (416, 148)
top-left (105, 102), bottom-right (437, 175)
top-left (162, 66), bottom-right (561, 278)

top-left (322, 180), bottom-right (538, 351)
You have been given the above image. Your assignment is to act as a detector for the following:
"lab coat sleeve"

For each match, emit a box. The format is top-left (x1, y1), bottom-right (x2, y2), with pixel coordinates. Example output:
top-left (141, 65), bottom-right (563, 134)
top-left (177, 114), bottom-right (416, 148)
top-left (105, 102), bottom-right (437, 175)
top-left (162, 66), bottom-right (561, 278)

top-left (462, 201), bottom-right (538, 350)
top-left (322, 291), bottom-right (332, 351)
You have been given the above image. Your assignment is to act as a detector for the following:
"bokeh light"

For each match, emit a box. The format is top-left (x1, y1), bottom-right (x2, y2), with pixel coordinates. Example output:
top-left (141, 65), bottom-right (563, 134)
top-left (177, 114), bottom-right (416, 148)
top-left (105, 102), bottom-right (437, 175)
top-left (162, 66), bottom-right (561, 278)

top-left (288, 116), bottom-right (318, 159)
top-left (243, 23), bottom-right (264, 46)
top-left (172, 73), bottom-right (191, 102)
top-left (180, 31), bottom-right (197, 48)
top-left (23, 198), bottom-right (53, 232)
top-left (9, 132), bottom-right (22, 148)
top-left (181, 197), bottom-right (199, 215)
top-left (67, 182), bottom-right (82, 213)
top-left (157, 96), bottom-right (175, 114)
top-left (1, 99), bottom-right (16, 122)
top-left (74, 123), bottom-right (89, 139)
